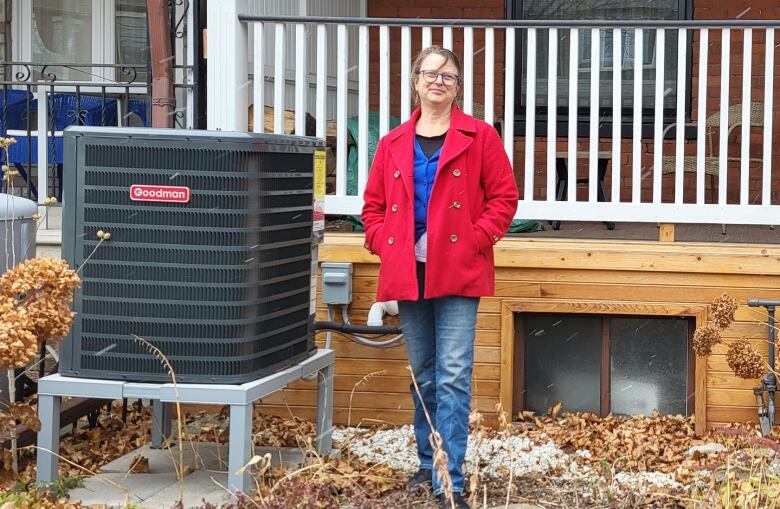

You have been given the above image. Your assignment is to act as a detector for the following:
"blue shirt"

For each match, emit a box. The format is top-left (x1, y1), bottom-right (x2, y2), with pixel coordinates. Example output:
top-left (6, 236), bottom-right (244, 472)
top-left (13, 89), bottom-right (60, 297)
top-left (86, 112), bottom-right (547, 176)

top-left (413, 137), bottom-right (442, 242)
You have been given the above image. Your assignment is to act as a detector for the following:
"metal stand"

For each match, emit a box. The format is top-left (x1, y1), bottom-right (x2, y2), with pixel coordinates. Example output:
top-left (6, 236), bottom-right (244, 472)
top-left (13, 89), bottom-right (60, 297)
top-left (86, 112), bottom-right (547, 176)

top-left (36, 349), bottom-right (334, 494)
top-left (747, 299), bottom-right (778, 436)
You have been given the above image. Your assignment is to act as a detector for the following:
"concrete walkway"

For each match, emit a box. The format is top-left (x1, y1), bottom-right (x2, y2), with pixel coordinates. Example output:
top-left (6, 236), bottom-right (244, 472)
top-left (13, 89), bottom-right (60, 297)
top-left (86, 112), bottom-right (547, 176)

top-left (67, 442), bottom-right (308, 508)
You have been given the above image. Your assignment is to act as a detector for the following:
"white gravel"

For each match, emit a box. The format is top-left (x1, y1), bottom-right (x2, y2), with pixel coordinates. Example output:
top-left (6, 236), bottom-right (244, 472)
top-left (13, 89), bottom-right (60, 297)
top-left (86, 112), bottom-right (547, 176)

top-left (611, 471), bottom-right (684, 493)
top-left (333, 425), bottom-right (587, 479)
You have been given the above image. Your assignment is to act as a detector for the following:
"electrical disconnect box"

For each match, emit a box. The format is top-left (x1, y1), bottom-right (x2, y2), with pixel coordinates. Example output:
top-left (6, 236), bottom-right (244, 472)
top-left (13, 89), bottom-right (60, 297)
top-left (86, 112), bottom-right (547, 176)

top-left (321, 262), bottom-right (353, 305)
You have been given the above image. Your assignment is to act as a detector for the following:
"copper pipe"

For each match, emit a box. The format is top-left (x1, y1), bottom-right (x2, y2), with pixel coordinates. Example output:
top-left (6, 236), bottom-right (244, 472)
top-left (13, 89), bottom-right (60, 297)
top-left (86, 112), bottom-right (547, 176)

top-left (147, 0), bottom-right (175, 128)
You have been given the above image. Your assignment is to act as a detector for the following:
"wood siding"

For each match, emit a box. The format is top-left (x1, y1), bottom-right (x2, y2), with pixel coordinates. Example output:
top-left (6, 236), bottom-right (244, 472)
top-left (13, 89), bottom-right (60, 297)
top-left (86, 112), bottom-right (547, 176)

top-left (259, 234), bottom-right (780, 435)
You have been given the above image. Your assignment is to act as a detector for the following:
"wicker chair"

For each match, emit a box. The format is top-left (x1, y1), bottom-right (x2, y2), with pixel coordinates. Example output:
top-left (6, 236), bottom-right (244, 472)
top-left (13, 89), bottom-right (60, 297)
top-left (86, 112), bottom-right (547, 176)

top-left (661, 101), bottom-right (764, 234)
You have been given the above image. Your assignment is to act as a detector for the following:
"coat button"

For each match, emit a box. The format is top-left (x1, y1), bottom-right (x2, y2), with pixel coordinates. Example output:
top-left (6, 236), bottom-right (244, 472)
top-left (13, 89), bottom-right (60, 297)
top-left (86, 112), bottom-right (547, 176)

top-left (391, 204), bottom-right (398, 212)
top-left (452, 169), bottom-right (461, 177)
top-left (492, 234), bottom-right (499, 242)
top-left (387, 236), bottom-right (395, 245)
top-left (393, 170), bottom-right (401, 178)
top-left (453, 201), bottom-right (461, 209)
top-left (450, 234), bottom-right (458, 242)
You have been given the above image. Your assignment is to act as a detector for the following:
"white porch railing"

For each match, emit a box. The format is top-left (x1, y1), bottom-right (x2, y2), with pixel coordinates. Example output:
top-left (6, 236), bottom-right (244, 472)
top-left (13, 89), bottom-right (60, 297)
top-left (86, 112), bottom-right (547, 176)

top-left (207, 12), bottom-right (780, 226)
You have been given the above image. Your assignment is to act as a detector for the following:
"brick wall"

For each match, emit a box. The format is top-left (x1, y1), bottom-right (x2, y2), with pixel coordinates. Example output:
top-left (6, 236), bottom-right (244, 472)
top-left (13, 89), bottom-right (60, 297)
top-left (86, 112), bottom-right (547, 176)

top-left (370, 0), bottom-right (780, 205)
top-left (367, 0), bottom-right (506, 121)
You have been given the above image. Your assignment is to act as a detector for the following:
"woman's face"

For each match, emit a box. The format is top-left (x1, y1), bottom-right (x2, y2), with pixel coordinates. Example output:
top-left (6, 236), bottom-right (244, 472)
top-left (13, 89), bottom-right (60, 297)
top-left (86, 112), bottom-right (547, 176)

top-left (414, 53), bottom-right (460, 109)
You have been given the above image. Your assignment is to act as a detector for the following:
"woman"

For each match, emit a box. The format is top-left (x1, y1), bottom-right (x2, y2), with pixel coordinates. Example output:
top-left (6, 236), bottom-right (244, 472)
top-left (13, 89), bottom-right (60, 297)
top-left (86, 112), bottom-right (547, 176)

top-left (361, 46), bottom-right (519, 508)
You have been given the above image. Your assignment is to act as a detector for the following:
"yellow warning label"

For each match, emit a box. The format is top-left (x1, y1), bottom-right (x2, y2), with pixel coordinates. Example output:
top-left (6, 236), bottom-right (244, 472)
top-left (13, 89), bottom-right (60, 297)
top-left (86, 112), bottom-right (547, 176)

top-left (313, 151), bottom-right (326, 201)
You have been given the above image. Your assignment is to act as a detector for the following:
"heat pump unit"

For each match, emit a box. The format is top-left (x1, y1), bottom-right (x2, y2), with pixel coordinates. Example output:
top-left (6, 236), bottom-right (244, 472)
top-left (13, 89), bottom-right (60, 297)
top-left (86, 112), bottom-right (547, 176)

top-left (59, 127), bottom-right (325, 383)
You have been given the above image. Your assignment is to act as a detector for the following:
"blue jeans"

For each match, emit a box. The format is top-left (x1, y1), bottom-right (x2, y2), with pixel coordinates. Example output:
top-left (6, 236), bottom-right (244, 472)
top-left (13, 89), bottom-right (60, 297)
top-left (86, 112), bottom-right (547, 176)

top-left (398, 262), bottom-right (479, 495)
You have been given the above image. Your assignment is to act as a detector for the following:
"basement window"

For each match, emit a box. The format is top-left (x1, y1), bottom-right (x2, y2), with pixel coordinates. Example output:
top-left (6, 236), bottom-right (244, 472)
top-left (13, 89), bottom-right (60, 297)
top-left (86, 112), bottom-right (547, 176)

top-left (518, 313), bottom-right (693, 417)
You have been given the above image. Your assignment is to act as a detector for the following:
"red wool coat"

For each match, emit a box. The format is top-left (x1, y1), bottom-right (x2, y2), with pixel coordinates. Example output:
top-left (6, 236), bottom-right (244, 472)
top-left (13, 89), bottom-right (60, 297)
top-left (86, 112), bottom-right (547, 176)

top-left (361, 106), bottom-right (519, 301)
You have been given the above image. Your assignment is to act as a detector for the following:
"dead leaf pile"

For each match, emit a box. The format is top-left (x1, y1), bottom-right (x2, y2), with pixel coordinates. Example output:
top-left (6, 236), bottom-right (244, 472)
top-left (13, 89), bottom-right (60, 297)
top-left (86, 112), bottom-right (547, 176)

top-left (57, 403), bottom-right (151, 477)
top-left (182, 408), bottom-right (317, 448)
top-left (515, 411), bottom-right (698, 473)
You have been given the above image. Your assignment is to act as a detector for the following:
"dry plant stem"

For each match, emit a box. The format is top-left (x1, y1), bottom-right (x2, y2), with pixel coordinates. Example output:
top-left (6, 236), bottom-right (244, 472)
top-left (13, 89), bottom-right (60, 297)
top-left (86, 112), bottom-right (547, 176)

top-left (76, 238), bottom-right (106, 275)
top-left (35, 445), bottom-right (131, 506)
top-left (6, 369), bottom-right (16, 474)
top-left (132, 335), bottom-right (185, 504)
top-left (211, 474), bottom-right (262, 508)
top-left (407, 365), bottom-right (455, 509)
top-left (347, 370), bottom-right (387, 429)
top-left (2, 140), bottom-right (17, 475)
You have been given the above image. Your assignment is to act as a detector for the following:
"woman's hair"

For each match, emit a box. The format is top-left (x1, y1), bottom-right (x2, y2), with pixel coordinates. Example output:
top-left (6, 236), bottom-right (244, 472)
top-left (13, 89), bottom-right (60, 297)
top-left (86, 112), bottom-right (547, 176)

top-left (410, 46), bottom-right (463, 105)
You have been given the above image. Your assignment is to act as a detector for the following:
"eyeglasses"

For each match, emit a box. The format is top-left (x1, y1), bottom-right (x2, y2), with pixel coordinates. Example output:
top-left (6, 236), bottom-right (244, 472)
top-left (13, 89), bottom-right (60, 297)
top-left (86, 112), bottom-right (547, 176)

top-left (418, 70), bottom-right (460, 86)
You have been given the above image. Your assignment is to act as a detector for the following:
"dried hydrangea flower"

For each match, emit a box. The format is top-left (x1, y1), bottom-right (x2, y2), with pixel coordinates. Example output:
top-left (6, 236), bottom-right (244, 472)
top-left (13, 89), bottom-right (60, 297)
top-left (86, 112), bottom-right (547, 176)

top-left (726, 339), bottom-right (765, 379)
top-left (711, 292), bottom-right (739, 330)
top-left (693, 325), bottom-right (722, 357)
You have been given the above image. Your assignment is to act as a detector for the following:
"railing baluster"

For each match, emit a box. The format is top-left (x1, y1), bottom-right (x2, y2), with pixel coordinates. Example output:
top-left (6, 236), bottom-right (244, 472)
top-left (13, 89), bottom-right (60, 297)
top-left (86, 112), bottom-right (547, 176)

top-left (252, 22), bottom-right (265, 133)
top-left (632, 28), bottom-right (643, 204)
top-left (252, 23), bottom-right (264, 133)
top-left (401, 26), bottom-right (411, 121)
top-left (273, 22), bottom-right (285, 134)
top-left (546, 28), bottom-right (557, 202)
top-left (740, 28), bottom-right (752, 206)
top-left (336, 24), bottom-right (348, 197)
top-left (503, 27), bottom-right (515, 164)
top-left (524, 28), bottom-right (537, 201)
top-left (357, 25), bottom-right (369, 198)
top-left (611, 28), bottom-right (621, 203)
top-left (463, 27), bottom-right (474, 116)
top-left (484, 27), bottom-right (495, 125)
top-left (718, 28), bottom-right (730, 205)
top-left (696, 29), bottom-right (708, 204)
top-left (652, 28), bottom-right (665, 204)
top-left (36, 84), bottom-right (48, 215)
top-left (568, 28), bottom-right (579, 202)
top-left (588, 28), bottom-right (600, 203)
top-left (763, 28), bottom-right (775, 206)
top-left (294, 23), bottom-right (307, 136)
top-left (422, 26), bottom-right (432, 49)
top-left (315, 24), bottom-right (327, 139)
top-left (379, 25), bottom-right (390, 138)
top-left (674, 29), bottom-right (687, 205)
top-left (443, 26), bottom-right (453, 50)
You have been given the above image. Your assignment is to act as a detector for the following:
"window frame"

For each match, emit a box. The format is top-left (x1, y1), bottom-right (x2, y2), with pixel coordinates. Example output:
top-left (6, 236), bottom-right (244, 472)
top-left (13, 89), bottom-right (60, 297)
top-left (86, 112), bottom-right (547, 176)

top-left (11, 0), bottom-right (149, 83)
top-left (506, 0), bottom-right (695, 138)
top-left (515, 312), bottom-right (695, 418)
top-left (499, 299), bottom-right (708, 434)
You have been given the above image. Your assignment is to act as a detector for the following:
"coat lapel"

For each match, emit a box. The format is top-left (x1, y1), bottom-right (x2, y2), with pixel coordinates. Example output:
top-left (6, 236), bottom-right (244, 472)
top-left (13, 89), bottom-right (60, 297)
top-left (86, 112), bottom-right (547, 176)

top-left (438, 106), bottom-right (476, 170)
top-left (388, 109), bottom-right (419, 200)
top-left (386, 106), bottom-right (477, 199)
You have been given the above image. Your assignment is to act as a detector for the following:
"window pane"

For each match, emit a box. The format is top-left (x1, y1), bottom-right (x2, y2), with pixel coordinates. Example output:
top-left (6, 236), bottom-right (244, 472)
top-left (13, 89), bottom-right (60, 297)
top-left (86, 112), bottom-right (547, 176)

top-left (519, 0), bottom-right (682, 113)
top-left (524, 314), bottom-right (601, 414)
top-left (610, 317), bottom-right (690, 416)
top-left (32, 0), bottom-right (92, 81)
top-left (116, 0), bottom-right (149, 82)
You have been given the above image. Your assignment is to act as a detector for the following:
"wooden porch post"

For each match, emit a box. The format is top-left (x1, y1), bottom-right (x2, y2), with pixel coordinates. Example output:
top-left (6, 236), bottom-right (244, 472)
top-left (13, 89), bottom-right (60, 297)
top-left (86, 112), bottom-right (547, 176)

top-left (147, 0), bottom-right (175, 128)
top-left (206, 0), bottom-right (249, 131)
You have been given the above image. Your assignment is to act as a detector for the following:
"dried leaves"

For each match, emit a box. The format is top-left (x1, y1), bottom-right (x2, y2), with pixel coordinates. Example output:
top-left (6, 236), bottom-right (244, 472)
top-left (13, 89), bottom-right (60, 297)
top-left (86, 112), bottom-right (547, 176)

top-left (516, 411), bottom-right (696, 474)
top-left (128, 455), bottom-right (150, 473)
top-left (9, 403), bottom-right (40, 432)
top-left (0, 412), bottom-right (15, 440)
top-left (726, 339), bottom-right (765, 379)
top-left (0, 258), bottom-right (80, 368)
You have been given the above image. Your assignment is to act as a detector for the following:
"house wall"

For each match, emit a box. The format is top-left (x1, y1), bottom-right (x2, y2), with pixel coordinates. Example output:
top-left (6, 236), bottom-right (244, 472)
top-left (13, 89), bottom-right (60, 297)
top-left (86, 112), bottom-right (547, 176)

top-left (255, 1), bottom-right (780, 431)
top-left (261, 236), bottom-right (780, 432)
top-left (364, 0), bottom-right (780, 205)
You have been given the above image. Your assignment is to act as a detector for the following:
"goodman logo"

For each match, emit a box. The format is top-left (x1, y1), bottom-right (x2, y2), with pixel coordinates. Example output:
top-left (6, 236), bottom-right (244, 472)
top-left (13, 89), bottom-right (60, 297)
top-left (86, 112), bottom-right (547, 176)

top-left (130, 185), bottom-right (191, 203)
